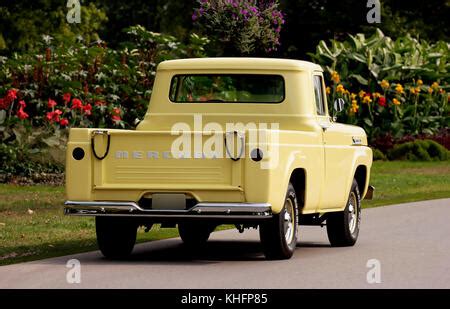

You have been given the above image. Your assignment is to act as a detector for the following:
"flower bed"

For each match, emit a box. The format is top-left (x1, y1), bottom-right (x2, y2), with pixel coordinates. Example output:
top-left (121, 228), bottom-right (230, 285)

top-left (0, 26), bottom-right (209, 178)
top-left (311, 29), bottom-right (449, 143)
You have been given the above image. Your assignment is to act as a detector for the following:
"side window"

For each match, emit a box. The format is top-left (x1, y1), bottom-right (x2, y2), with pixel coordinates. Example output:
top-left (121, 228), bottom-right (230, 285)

top-left (313, 75), bottom-right (326, 116)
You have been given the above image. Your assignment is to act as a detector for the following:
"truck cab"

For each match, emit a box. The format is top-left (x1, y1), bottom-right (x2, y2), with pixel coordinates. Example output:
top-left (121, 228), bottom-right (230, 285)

top-left (65, 58), bottom-right (373, 260)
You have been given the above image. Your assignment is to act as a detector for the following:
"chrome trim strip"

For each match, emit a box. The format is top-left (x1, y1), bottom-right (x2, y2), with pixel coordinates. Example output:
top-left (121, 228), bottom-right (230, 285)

top-left (64, 201), bottom-right (272, 219)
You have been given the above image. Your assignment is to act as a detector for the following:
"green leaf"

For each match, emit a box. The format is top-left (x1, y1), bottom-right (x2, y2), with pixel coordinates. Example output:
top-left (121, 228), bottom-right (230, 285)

top-left (0, 110), bottom-right (6, 125)
top-left (349, 74), bottom-right (368, 85)
top-left (364, 118), bottom-right (373, 127)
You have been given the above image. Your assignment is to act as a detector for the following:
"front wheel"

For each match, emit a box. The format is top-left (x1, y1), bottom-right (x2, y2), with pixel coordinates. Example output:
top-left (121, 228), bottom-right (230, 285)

top-left (259, 183), bottom-right (298, 260)
top-left (96, 217), bottom-right (137, 259)
top-left (326, 179), bottom-right (361, 247)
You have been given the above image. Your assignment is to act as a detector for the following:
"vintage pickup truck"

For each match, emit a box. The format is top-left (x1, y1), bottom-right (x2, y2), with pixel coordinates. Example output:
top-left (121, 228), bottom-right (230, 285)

top-left (65, 58), bottom-right (373, 260)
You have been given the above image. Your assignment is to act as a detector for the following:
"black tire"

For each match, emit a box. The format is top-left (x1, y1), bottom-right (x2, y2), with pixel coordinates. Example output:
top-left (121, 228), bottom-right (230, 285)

top-left (178, 222), bottom-right (214, 247)
top-left (326, 179), bottom-right (361, 247)
top-left (96, 217), bottom-right (137, 259)
top-left (259, 183), bottom-right (298, 260)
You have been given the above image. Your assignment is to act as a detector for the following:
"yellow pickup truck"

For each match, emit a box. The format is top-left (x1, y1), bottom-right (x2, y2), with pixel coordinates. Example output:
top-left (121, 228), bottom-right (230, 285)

top-left (65, 58), bottom-right (373, 260)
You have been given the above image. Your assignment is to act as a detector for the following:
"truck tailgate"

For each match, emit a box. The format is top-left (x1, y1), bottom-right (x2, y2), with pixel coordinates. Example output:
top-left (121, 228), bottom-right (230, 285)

top-left (90, 130), bottom-right (238, 189)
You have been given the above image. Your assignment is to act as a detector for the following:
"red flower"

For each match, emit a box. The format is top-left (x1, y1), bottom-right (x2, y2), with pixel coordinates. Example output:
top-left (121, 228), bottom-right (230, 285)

top-left (63, 93), bottom-right (71, 104)
top-left (6, 89), bottom-right (18, 102)
top-left (111, 107), bottom-right (122, 122)
top-left (378, 96), bottom-right (386, 107)
top-left (46, 111), bottom-right (54, 121)
top-left (17, 108), bottom-right (29, 120)
top-left (71, 98), bottom-right (83, 110)
top-left (54, 109), bottom-right (62, 121)
top-left (46, 109), bottom-right (63, 123)
top-left (18, 100), bottom-right (26, 109)
top-left (48, 98), bottom-right (57, 109)
top-left (83, 103), bottom-right (92, 115)
top-left (59, 118), bottom-right (69, 126)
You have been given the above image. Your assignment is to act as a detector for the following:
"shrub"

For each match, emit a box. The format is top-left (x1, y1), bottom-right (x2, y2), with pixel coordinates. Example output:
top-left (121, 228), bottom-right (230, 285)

top-left (0, 26), bottom-right (209, 178)
top-left (0, 26), bottom-right (209, 132)
top-left (372, 148), bottom-right (387, 161)
top-left (192, 0), bottom-right (284, 56)
top-left (388, 140), bottom-right (449, 161)
top-left (0, 143), bottom-right (63, 179)
top-left (0, 123), bottom-right (65, 179)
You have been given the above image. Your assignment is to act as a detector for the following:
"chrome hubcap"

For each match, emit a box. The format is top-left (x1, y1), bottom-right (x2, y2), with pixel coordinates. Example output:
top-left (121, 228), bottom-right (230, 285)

top-left (348, 192), bottom-right (358, 234)
top-left (283, 198), bottom-right (295, 244)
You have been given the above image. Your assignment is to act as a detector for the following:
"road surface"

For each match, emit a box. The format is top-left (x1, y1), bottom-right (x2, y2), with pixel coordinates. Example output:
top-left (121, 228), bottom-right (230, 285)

top-left (1, 199), bottom-right (449, 288)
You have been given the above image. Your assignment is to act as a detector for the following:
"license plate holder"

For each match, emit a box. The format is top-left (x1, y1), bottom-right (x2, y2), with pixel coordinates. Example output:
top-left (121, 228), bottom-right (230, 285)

top-left (152, 194), bottom-right (186, 210)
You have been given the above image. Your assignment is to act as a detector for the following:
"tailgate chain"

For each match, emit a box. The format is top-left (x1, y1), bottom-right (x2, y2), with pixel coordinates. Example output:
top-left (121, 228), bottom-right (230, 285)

top-left (224, 131), bottom-right (245, 161)
top-left (91, 130), bottom-right (111, 160)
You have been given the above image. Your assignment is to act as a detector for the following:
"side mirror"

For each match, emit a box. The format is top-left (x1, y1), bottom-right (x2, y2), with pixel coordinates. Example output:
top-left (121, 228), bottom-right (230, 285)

top-left (333, 98), bottom-right (345, 113)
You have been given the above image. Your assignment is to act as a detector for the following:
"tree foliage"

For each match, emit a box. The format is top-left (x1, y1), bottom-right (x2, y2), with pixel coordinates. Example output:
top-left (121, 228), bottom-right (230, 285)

top-left (0, 0), bottom-right (107, 53)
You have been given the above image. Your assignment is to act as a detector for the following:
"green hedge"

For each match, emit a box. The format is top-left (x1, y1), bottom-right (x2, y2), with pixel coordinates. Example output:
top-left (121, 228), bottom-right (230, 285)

top-left (388, 140), bottom-right (449, 161)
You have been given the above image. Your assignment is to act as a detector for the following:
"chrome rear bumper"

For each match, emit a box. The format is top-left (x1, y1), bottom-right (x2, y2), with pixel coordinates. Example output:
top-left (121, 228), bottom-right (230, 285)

top-left (64, 200), bottom-right (272, 219)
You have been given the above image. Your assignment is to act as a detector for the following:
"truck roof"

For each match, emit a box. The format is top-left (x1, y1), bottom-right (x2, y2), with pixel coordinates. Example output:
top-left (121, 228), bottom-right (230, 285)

top-left (157, 58), bottom-right (323, 72)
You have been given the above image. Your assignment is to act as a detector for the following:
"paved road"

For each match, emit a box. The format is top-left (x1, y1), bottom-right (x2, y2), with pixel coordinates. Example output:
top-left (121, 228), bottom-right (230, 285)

top-left (1, 199), bottom-right (449, 289)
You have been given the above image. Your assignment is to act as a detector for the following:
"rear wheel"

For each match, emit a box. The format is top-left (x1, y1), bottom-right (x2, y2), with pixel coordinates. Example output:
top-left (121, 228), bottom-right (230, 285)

top-left (96, 217), bottom-right (137, 259)
top-left (178, 222), bottom-right (214, 247)
top-left (259, 183), bottom-right (298, 260)
top-left (326, 179), bottom-right (361, 246)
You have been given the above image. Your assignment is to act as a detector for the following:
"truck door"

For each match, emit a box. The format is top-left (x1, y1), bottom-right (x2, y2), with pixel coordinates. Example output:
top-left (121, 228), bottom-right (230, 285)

top-left (313, 73), bottom-right (352, 210)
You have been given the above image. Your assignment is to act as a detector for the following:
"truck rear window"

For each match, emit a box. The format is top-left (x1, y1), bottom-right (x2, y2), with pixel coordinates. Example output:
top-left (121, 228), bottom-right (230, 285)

top-left (169, 74), bottom-right (285, 103)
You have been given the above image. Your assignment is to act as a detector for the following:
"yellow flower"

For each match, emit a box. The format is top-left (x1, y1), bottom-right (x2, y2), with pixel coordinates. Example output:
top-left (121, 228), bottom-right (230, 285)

top-left (373, 92), bottom-right (381, 99)
top-left (350, 93), bottom-right (357, 100)
top-left (393, 98), bottom-right (401, 105)
top-left (331, 71), bottom-right (340, 83)
top-left (410, 87), bottom-right (420, 95)
top-left (428, 87), bottom-right (434, 94)
top-left (350, 100), bottom-right (359, 113)
top-left (439, 88), bottom-right (445, 94)
top-left (344, 89), bottom-right (350, 95)
top-left (380, 80), bottom-right (390, 89)
top-left (395, 84), bottom-right (404, 94)
top-left (359, 90), bottom-right (366, 98)
top-left (432, 82), bottom-right (439, 90)
top-left (417, 79), bottom-right (423, 86)
top-left (336, 84), bottom-right (345, 94)
top-left (363, 95), bottom-right (372, 104)
top-left (326, 86), bottom-right (331, 95)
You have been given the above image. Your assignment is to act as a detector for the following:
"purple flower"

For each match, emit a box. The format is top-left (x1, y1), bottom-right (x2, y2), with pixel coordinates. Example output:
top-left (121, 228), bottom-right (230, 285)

top-left (192, 12), bottom-right (198, 21)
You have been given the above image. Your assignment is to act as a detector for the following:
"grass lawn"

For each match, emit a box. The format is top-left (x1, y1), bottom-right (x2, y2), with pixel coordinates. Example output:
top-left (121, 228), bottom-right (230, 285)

top-left (363, 161), bottom-right (450, 208)
top-left (1, 160), bottom-right (449, 265)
